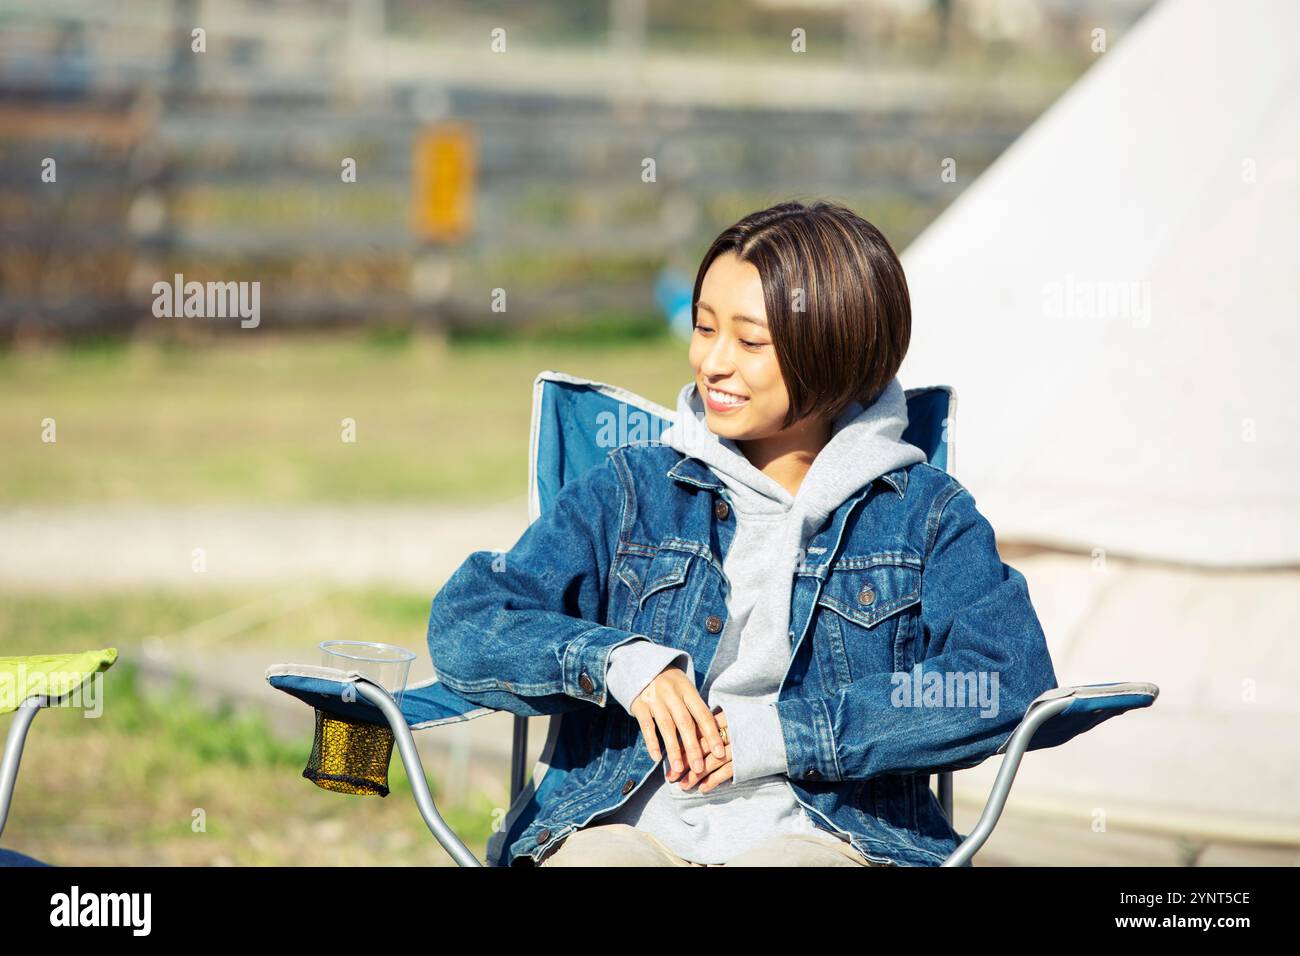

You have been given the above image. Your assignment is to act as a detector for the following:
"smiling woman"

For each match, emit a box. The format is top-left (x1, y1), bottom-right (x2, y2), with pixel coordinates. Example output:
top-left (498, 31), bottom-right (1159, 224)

top-left (425, 199), bottom-right (1059, 868)
top-left (565, 200), bottom-right (934, 866)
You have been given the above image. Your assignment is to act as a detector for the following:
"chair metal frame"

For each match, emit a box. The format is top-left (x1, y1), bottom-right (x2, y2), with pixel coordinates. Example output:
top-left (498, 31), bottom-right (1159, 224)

top-left (0, 696), bottom-right (49, 846)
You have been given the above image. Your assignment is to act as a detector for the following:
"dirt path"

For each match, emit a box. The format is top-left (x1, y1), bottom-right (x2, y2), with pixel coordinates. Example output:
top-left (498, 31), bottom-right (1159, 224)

top-left (0, 500), bottom-right (530, 590)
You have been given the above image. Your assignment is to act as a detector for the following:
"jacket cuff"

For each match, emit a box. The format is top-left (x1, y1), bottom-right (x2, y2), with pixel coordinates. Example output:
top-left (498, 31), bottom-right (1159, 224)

top-left (605, 640), bottom-right (694, 712)
top-left (559, 626), bottom-right (662, 708)
top-left (723, 697), bottom-right (789, 783)
top-left (773, 696), bottom-right (842, 782)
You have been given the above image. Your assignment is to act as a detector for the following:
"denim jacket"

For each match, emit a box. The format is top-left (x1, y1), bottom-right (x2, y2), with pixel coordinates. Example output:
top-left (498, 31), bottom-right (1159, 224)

top-left (425, 440), bottom-right (1059, 866)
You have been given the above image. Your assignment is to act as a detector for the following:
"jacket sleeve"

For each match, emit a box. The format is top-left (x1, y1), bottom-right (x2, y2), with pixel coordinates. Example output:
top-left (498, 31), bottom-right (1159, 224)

top-left (426, 448), bottom-right (655, 717)
top-left (773, 484), bottom-right (1059, 782)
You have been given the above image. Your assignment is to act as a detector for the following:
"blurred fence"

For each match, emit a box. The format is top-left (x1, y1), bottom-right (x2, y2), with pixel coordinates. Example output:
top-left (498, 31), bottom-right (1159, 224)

top-left (0, 0), bottom-right (1131, 340)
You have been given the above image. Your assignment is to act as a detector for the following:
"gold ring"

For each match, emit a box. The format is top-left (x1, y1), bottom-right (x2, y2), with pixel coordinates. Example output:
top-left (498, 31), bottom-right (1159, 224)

top-left (719, 727), bottom-right (729, 745)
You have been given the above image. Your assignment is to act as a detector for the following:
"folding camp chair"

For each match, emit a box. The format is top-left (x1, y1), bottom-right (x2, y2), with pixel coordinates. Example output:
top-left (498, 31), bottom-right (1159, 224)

top-left (0, 648), bottom-right (118, 867)
top-left (266, 371), bottom-right (1159, 867)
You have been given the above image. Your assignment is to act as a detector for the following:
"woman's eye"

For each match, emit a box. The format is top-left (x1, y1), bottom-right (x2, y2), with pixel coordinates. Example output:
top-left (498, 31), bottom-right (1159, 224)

top-left (692, 324), bottom-right (763, 349)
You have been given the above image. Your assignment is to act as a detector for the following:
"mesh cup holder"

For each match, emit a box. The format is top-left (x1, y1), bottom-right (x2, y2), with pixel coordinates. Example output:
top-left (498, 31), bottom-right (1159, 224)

top-left (303, 707), bottom-right (396, 797)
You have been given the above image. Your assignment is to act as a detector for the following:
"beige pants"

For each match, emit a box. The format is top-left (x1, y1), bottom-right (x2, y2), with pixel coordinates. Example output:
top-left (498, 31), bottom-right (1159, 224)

top-left (538, 822), bottom-right (886, 867)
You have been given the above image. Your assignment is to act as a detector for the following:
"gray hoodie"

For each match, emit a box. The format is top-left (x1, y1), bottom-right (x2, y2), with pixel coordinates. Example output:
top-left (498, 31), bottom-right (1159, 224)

top-left (600, 376), bottom-right (927, 863)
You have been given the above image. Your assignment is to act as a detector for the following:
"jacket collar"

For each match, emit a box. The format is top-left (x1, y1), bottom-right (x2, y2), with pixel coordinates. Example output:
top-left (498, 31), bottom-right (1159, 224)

top-left (666, 454), bottom-right (910, 498)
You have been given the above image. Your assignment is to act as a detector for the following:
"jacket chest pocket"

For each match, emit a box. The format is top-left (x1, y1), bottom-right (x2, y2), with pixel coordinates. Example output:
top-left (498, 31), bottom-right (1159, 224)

top-left (812, 554), bottom-right (922, 691)
top-left (613, 546), bottom-right (699, 642)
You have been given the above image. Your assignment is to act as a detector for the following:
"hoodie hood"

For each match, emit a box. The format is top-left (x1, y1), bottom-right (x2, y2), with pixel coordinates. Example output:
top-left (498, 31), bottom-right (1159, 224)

top-left (658, 376), bottom-right (927, 539)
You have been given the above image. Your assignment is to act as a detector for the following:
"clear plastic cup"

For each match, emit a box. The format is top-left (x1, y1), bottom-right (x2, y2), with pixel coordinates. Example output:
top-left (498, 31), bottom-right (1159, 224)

top-left (319, 640), bottom-right (417, 708)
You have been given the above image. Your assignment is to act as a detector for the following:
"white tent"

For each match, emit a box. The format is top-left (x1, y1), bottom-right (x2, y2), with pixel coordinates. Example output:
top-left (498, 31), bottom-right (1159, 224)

top-left (897, 0), bottom-right (1300, 862)
top-left (899, 0), bottom-right (1300, 569)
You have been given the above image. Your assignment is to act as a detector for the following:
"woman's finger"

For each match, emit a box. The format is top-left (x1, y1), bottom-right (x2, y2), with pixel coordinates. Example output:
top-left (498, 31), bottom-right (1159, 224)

top-left (678, 748), bottom-right (713, 789)
top-left (664, 693), bottom-right (704, 774)
top-left (650, 700), bottom-right (685, 778)
top-left (698, 761), bottom-right (734, 793)
top-left (677, 746), bottom-right (726, 790)
top-left (681, 690), bottom-right (726, 759)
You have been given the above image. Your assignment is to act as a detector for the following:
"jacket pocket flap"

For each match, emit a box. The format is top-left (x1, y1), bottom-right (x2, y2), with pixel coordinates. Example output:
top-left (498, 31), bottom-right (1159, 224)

top-left (615, 547), bottom-right (693, 609)
top-left (638, 549), bottom-right (692, 609)
top-left (817, 555), bottom-right (921, 629)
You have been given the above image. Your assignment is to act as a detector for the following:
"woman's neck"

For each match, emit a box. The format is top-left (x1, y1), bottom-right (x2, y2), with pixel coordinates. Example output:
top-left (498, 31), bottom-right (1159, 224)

top-left (736, 415), bottom-right (832, 497)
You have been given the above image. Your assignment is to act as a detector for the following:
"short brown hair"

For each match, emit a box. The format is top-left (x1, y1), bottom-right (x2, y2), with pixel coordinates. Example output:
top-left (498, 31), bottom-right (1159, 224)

top-left (692, 199), bottom-right (911, 431)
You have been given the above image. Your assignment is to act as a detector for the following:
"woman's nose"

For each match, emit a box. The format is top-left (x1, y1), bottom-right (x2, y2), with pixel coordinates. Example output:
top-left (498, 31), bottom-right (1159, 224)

top-left (700, 336), bottom-right (737, 374)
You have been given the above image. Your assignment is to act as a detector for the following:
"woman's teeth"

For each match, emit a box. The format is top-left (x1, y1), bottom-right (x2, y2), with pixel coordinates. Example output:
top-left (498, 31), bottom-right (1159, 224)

top-left (708, 388), bottom-right (747, 406)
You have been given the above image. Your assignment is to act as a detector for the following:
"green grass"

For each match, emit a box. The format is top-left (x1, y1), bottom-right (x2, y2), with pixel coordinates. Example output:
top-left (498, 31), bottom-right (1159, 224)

top-left (108, 659), bottom-right (305, 770)
top-left (0, 586), bottom-right (436, 657)
top-left (0, 589), bottom-right (501, 865)
top-left (0, 329), bottom-right (693, 504)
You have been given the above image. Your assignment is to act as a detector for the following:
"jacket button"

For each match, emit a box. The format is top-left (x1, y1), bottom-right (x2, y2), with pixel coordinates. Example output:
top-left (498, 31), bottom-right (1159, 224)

top-left (714, 498), bottom-right (730, 520)
top-left (536, 827), bottom-right (551, 844)
top-left (804, 768), bottom-right (822, 781)
top-left (705, 614), bottom-right (724, 633)
top-left (857, 585), bottom-right (875, 606)
top-left (578, 672), bottom-right (595, 694)
top-left (621, 777), bottom-right (636, 795)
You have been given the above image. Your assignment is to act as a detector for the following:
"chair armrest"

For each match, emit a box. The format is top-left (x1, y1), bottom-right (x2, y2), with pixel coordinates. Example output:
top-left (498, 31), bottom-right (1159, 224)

top-left (265, 663), bottom-right (497, 730)
top-left (941, 681), bottom-right (1159, 866)
top-left (265, 664), bottom-right (487, 866)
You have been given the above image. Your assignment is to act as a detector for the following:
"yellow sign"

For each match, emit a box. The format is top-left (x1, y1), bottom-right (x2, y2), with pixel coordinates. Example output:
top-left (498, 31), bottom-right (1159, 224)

top-left (412, 122), bottom-right (475, 242)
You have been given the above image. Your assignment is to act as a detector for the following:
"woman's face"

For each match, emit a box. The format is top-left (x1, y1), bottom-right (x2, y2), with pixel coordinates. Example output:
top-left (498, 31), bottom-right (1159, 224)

top-left (688, 251), bottom-right (789, 441)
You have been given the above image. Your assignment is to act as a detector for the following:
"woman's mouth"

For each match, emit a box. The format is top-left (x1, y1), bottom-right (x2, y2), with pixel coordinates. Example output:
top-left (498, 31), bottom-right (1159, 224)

top-left (704, 386), bottom-right (749, 411)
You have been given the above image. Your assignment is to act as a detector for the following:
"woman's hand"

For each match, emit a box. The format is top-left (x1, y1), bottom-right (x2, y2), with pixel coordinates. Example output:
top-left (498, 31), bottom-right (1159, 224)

top-left (676, 709), bottom-right (733, 793)
top-left (630, 667), bottom-right (727, 780)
